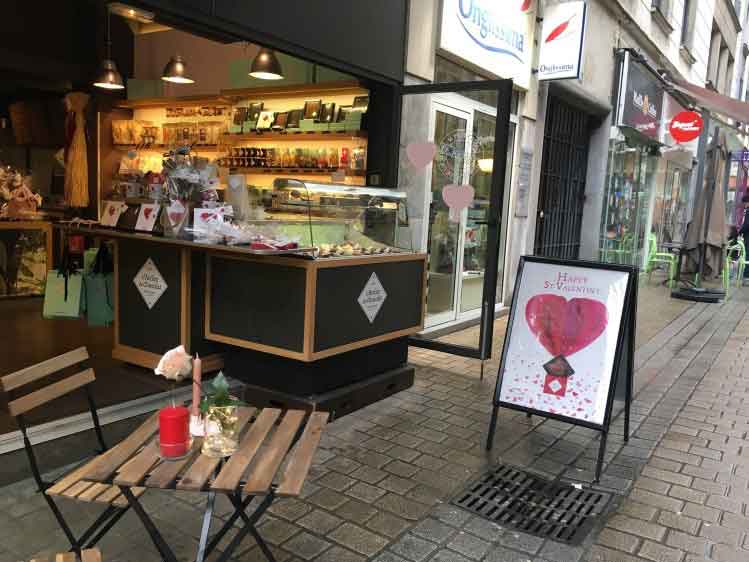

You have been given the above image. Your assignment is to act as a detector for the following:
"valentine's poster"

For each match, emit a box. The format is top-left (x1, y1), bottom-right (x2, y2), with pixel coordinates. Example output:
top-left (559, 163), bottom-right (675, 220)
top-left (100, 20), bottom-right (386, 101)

top-left (497, 260), bottom-right (630, 426)
top-left (135, 203), bottom-right (160, 232)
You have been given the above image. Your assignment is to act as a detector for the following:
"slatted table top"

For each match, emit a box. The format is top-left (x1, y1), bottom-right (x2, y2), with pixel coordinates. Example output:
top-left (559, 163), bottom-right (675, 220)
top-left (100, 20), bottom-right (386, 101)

top-left (52, 407), bottom-right (328, 501)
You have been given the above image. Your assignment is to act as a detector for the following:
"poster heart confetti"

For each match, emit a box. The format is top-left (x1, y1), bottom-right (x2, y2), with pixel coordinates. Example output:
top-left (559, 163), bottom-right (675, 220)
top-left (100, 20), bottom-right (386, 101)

top-left (442, 184), bottom-right (474, 222)
top-left (525, 294), bottom-right (608, 357)
top-left (406, 142), bottom-right (437, 169)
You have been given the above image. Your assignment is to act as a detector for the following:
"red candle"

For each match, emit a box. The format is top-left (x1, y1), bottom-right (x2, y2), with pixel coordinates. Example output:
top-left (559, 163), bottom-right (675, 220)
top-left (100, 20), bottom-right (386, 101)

top-left (159, 406), bottom-right (190, 458)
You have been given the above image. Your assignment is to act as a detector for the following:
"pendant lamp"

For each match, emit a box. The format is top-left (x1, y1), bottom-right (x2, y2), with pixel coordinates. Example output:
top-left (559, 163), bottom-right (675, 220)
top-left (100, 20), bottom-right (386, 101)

top-left (93, 7), bottom-right (125, 90)
top-left (162, 55), bottom-right (194, 84)
top-left (249, 48), bottom-right (284, 80)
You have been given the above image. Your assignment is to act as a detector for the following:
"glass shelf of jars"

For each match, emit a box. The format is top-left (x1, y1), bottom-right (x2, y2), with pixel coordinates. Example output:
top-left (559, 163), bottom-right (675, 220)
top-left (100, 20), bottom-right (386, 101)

top-left (217, 146), bottom-right (366, 173)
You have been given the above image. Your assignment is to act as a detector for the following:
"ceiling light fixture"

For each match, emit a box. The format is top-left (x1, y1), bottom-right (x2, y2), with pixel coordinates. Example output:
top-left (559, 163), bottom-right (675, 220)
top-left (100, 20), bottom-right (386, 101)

top-left (249, 48), bottom-right (284, 80)
top-left (162, 55), bottom-right (194, 84)
top-left (93, 6), bottom-right (125, 90)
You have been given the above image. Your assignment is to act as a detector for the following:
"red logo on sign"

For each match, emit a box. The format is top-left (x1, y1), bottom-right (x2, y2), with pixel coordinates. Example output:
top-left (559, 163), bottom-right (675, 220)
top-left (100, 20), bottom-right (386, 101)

top-left (669, 111), bottom-right (703, 144)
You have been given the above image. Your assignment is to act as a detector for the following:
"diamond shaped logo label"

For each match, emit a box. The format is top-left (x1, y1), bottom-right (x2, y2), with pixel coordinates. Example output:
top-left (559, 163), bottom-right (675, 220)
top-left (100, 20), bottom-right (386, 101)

top-left (133, 258), bottom-right (167, 310)
top-left (358, 272), bottom-right (387, 324)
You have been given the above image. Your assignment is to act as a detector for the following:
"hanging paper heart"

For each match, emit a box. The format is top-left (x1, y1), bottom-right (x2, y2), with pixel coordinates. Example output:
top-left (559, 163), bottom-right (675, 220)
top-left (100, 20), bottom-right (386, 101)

top-left (525, 295), bottom-right (608, 357)
top-left (442, 184), bottom-right (474, 222)
top-left (406, 142), bottom-right (437, 169)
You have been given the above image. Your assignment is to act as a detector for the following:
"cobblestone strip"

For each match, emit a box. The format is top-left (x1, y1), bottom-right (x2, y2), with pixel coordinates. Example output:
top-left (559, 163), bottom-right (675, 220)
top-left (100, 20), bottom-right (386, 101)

top-left (587, 303), bottom-right (749, 562)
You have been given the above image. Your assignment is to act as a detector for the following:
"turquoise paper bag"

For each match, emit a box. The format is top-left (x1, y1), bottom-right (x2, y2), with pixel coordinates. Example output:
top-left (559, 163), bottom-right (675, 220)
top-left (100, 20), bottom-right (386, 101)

top-left (84, 273), bottom-right (114, 327)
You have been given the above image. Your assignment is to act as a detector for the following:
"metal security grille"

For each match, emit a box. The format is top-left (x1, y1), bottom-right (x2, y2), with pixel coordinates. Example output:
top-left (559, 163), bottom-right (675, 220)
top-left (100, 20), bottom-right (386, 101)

top-left (453, 464), bottom-right (612, 545)
top-left (534, 95), bottom-right (591, 259)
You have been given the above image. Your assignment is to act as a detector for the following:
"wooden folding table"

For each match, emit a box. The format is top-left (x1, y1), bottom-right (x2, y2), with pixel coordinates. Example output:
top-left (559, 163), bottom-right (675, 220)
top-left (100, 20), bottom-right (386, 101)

top-left (49, 407), bottom-right (328, 562)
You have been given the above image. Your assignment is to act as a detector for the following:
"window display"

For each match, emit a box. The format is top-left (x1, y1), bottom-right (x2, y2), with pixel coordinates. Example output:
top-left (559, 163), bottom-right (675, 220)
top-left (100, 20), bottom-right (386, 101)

top-left (599, 139), bottom-right (657, 269)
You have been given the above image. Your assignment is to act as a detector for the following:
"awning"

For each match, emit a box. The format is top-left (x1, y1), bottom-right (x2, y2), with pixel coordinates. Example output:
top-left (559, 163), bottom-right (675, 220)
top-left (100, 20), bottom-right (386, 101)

top-left (670, 78), bottom-right (749, 123)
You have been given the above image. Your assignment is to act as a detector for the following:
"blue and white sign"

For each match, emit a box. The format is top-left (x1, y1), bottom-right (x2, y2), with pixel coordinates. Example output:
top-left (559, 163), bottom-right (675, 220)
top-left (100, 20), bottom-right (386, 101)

top-left (538, 1), bottom-right (587, 81)
top-left (439, 0), bottom-right (534, 90)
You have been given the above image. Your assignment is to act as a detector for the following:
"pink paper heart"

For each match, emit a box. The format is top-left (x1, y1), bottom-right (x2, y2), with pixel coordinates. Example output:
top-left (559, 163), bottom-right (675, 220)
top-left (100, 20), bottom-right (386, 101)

top-left (525, 295), bottom-right (608, 357)
top-left (406, 142), bottom-right (437, 168)
top-left (442, 184), bottom-right (474, 223)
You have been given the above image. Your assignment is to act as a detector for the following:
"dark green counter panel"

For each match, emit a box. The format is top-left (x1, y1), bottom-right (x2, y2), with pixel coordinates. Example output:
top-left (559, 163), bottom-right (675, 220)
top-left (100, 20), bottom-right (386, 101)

top-left (314, 260), bottom-right (424, 352)
top-left (209, 257), bottom-right (307, 352)
top-left (117, 239), bottom-right (181, 354)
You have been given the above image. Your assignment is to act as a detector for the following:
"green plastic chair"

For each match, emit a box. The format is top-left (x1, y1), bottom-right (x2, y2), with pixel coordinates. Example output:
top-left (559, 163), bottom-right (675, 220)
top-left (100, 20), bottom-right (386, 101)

top-left (645, 233), bottom-right (677, 287)
top-left (723, 241), bottom-right (743, 290)
top-left (606, 233), bottom-right (635, 265)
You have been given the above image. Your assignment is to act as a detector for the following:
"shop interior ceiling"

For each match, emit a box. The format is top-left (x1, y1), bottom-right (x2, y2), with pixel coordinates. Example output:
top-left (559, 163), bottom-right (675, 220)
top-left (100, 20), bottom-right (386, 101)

top-left (0, 0), bottom-right (133, 98)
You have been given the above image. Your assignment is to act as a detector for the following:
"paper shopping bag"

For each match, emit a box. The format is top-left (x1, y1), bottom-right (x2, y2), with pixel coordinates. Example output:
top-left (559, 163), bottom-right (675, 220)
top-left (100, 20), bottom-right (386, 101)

top-left (84, 273), bottom-right (114, 326)
top-left (43, 270), bottom-right (83, 319)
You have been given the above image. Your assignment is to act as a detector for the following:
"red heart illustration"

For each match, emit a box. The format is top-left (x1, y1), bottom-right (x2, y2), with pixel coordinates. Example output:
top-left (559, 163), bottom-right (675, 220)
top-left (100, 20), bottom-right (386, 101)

top-left (200, 212), bottom-right (215, 221)
top-left (143, 208), bottom-right (152, 220)
top-left (108, 206), bottom-right (116, 216)
top-left (169, 212), bottom-right (184, 224)
top-left (525, 295), bottom-right (608, 357)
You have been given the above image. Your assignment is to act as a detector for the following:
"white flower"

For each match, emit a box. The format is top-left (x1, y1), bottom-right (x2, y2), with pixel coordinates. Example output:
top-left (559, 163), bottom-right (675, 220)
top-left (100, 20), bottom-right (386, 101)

top-left (154, 345), bottom-right (192, 381)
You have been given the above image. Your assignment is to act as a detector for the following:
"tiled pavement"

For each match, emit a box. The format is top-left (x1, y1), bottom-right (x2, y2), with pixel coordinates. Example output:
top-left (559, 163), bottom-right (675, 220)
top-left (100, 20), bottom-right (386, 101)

top-left (3, 284), bottom-right (749, 562)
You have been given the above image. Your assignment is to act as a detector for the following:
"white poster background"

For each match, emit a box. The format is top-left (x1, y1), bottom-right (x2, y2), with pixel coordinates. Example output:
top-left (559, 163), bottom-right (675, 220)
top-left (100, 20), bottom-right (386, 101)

top-left (439, 0), bottom-right (534, 90)
top-left (134, 203), bottom-right (160, 232)
top-left (538, 1), bottom-right (586, 81)
top-left (498, 261), bottom-right (629, 426)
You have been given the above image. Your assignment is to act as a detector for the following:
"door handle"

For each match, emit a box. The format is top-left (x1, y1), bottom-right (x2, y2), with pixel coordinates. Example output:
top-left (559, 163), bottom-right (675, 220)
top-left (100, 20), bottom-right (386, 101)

top-left (539, 211), bottom-right (544, 218)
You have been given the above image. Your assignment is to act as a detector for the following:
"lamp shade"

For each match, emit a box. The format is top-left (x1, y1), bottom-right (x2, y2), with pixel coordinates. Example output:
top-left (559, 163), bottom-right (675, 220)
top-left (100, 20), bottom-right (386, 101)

top-left (162, 55), bottom-right (194, 84)
top-left (93, 59), bottom-right (125, 90)
top-left (249, 48), bottom-right (284, 80)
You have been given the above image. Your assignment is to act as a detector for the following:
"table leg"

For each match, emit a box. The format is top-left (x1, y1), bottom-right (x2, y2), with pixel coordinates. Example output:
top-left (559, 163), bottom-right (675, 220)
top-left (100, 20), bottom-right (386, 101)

top-left (215, 493), bottom-right (275, 562)
top-left (203, 494), bottom-right (255, 557)
top-left (120, 487), bottom-right (178, 562)
top-left (195, 491), bottom-right (215, 562)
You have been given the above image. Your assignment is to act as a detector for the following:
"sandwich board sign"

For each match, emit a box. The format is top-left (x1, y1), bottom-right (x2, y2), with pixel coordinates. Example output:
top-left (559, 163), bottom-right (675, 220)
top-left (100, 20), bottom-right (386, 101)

top-left (486, 256), bottom-right (637, 482)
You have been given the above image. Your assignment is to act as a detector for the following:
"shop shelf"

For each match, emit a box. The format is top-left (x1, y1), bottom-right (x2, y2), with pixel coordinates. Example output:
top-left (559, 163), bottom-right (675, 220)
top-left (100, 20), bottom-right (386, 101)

top-left (228, 166), bottom-right (366, 177)
top-left (222, 131), bottom-right (366, 142)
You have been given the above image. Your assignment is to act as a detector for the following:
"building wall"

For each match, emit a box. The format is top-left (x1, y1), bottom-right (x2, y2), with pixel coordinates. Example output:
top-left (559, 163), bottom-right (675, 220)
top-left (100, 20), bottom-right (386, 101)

top-left (538, 0), bottom-right (715, 263)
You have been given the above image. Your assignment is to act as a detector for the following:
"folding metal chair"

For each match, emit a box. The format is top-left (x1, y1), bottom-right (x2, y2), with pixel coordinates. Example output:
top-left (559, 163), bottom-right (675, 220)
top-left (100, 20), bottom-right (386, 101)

top-left (1, 348), bottom-right (129, 554)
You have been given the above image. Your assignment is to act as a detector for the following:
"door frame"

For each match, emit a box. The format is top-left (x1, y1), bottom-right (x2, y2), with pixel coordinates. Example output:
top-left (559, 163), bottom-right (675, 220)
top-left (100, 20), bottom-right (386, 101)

top-left (398, 79), bottom-right (514, 360)
top-left (424, 94), bottom-right (517, 327)
top-left (423, 100), bottom-right (473, 328)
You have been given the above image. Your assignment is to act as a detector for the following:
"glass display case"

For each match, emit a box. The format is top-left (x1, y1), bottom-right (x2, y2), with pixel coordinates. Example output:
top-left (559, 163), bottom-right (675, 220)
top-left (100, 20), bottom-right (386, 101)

top-left (248, 178), bottom-right (412, 258)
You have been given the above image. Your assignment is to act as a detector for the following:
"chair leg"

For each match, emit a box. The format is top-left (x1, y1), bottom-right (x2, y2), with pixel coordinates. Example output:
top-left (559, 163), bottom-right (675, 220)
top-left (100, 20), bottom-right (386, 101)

top-left (43, 494), bottom-right (80, 552)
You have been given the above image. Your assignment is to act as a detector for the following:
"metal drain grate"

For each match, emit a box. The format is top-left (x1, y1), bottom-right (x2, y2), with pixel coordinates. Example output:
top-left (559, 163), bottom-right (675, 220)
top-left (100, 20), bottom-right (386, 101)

top-left (452, 463), bottom-right (613, 545)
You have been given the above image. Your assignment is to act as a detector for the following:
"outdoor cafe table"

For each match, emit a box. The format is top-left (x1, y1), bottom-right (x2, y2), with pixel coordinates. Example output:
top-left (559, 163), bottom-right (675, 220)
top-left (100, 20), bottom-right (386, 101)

top-left (47, 407), bottom-right (329, 562)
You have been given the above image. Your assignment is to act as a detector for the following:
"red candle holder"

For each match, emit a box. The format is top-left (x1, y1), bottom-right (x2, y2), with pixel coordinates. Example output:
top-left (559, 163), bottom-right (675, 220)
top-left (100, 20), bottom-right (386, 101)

top-left (159, 405), bottom-right (190, 459)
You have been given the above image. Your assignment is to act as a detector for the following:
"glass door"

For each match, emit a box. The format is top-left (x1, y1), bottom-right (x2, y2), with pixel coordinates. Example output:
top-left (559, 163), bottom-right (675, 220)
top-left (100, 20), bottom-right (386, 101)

top-left (425, 103), bottom-right (471, 326)
top-left (460, 112), bottom-right (515, 314)
top-left (396, 79), bottom-right (514, 360)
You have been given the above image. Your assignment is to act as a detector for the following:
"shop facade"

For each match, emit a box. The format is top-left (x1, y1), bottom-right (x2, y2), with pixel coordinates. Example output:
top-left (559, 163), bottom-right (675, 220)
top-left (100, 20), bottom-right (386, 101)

top-left (403, 0), bottom-right (534, 334)
top-left (0, 0), bottom-right (424, 444)
top-left (599, 51), bottom-right (697, 270)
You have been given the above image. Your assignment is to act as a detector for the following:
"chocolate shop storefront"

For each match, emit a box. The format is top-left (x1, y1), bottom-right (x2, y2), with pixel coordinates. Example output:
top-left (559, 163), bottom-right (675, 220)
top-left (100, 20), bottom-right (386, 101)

top-left (599, 50), bottom-right (696, 270)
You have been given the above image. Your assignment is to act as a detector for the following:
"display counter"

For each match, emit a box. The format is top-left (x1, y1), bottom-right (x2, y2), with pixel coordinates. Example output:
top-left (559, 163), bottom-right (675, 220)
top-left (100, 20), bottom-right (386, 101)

top-left (57, 224), bottom-right (426, 416)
